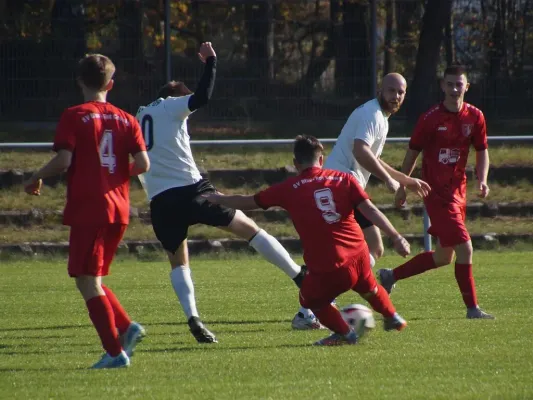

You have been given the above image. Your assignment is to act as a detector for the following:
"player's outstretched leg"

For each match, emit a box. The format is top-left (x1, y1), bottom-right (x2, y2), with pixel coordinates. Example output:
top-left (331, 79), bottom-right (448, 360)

top-left (102, 285), bottom-right (146, 357)
top-left (312, 304), bottom-right (358, 346)
top-left (224, 212), bottom-right (324, 330)
top-left (379, 251), bottom-right (439, 294)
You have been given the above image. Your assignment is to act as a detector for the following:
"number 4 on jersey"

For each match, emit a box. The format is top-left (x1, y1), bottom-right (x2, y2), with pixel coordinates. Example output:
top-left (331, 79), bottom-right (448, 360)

top-left (99, 129), bottom-right (116, 173)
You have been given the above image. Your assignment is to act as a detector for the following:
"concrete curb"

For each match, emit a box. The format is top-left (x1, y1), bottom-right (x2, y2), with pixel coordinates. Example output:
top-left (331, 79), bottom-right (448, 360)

top-left (2, 201), bottom-right (533, 226)
top-left (1, 233), bottom-right (532, 256)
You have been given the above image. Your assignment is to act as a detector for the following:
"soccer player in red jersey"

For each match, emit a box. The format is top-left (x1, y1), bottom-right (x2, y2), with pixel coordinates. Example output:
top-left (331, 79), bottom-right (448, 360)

top-left (23, 54), bottom-right (151, 368)
top-left (378, 65), bottom-right (494, 319)
top-left (204, 135), bottom-right (410, 346)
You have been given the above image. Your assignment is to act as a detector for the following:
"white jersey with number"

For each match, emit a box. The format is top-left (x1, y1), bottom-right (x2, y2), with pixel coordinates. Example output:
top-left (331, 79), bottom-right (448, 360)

top-left (324, 98), bottom-right (389, 188)
top-left (135, 95), bottom-right (203, 199)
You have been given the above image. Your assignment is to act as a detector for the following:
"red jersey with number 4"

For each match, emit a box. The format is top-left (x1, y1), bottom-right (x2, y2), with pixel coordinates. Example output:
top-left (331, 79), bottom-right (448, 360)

top-left (409, 102), bottom-right (488, 205)
top-left (254, 167), bottom-right (369, 273)
top-left (53, 101), bottom-right (146, 226)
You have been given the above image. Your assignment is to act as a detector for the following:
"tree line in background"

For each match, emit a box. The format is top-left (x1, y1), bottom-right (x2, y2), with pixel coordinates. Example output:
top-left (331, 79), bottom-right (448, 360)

top-left (0, 0), bottom-right (532, 125)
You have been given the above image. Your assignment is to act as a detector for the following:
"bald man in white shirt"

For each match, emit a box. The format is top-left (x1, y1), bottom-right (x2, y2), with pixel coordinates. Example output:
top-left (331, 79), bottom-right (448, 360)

top-left (325, 74), bottom-right (430, 262)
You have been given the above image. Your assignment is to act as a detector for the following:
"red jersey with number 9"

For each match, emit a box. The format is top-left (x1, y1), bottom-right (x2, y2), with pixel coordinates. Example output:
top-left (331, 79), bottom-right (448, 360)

top-left (254, 167), bottom-right (369, 273)
top-left (53, 101), bottom-right (146, 226)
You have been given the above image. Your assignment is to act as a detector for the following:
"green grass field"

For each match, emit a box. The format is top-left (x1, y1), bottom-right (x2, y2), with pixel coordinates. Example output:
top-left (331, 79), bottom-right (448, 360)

top-left (1, 252), bottom-right (532, 399)
top-left (1, 144), bottom-right (533, 171)
top-left (3, 179), bottom-right (533, 212)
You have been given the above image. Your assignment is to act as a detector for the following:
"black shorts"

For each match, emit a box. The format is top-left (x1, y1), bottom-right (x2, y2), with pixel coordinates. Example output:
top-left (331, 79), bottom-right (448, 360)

top-left (150, 179), bottom-right (236, 253)
top-left (354, 207), bottom-right (374, 230)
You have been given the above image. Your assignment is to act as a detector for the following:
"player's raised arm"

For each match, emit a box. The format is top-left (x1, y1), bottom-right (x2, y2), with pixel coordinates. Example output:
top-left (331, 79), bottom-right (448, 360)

top-left (188, 42), bottom-right (217, 112)
top-left (356, 199), bottom-right (410, 257)
top-left (203, 193), bottom-right (259, 211)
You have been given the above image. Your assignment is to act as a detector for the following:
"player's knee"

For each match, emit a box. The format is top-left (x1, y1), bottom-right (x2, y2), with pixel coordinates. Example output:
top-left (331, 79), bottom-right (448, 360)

top-left (166, 242), bottom-right (188, 267)
top-left (229, 210), bottom-right (260, 240)
top-left (75, 276), bottom-right (102, 300)
top-left (454, 240), bottom-right (473, 263)
top-left (433, 252), bottom-right (454, 267)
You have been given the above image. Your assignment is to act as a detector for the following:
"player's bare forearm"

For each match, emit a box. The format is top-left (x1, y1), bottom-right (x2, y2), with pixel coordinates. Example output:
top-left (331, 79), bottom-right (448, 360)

top-left (475, 149), bottom-right (489, 183)
top-left (31, 150), bottom-right (72, 181)
top-left (400, 149), bottom-right (420, 177)
top-left (353, 140), bottom-right (392, 183)
top-left (378, 159), bottom-right (411, 186)
top-left (357, 200), bottom-right (401, 240)
top-left (130, 151), bottom-right (150, 176)
top-left (206, 194), bottom-right (259, 211)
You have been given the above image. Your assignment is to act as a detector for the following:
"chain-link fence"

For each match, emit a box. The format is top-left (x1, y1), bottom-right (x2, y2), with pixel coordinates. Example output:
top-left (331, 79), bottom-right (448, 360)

top-left (1, 0), bottom-right (532, 124)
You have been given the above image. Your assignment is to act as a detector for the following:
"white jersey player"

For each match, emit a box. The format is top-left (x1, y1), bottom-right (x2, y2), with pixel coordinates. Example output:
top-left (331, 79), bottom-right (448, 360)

top-left (135, 42), bottom-right (318, 342)
top-left (324, 73), bottom-right (430, 262)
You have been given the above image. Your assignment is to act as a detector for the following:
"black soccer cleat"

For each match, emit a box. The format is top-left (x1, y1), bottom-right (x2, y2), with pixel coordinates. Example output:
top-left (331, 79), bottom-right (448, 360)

top-left (188, 316), bottom-right (218, 344)
top-left (292, 264), bottom-right (308, 289)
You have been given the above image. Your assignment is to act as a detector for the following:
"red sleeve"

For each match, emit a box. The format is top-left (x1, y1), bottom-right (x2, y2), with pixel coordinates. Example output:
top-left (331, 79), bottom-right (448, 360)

top-left (254, 182), bottom-right (287, 210)
top-left (472, 111), bottom-right (488, 151)
top-left (52, 110), bottom-right (76, 152)
top-left (409, 113), bottom-right (430, 152)
top-left (348, 175), bottom-right (370, 206)
top-left (129, 116), bottom-right (147, 155)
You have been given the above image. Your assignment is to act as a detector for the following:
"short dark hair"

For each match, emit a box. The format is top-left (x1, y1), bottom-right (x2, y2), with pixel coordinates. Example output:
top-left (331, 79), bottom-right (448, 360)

top-left (157, 81), bottom-right (193, 98)
top-left (293, 135), bottom-right (323, 164)
top-left (77, 54), bottom-right (115, 91)
top-left (443, 64), bottom-right (468, 78)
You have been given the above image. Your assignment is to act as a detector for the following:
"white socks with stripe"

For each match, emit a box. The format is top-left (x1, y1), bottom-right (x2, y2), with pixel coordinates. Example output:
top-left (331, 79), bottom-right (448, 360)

top-left (170, 266), bottom-right (199, 320)
top-left (249, 229), bottom-right (301, 279)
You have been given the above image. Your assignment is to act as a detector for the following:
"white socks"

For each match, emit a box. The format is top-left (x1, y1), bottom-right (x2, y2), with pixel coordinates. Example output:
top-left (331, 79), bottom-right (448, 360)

top-left (170, 266), bottom-right (199, 320)
top-left (249, 229), bottom-right (301, 279)
top-left (370, 254), bottom-right (376, 268)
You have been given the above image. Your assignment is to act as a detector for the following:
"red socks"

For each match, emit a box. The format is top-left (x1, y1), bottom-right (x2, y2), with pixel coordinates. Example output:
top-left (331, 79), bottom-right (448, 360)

top-left (455, 263), bottom-right (478, 308)
top-left (102, 284), bottom-right (132, 334)
top-left (393, 251), bottom-right (437, 281)
top-left (86, 296), bottom-right (122, 357)
top-left (312, 304), bottom-right (351, 335)
top-left (366, 285), bottom-right (396, 318)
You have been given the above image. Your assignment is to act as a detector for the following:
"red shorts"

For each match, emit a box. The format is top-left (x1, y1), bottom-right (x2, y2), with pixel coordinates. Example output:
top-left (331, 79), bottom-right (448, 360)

top-left (67, 224), bottom-right (127, 277)
top-left (425, 199), bottom-right (470, 248)
top-left (299, 251), bottom-right (377, 310)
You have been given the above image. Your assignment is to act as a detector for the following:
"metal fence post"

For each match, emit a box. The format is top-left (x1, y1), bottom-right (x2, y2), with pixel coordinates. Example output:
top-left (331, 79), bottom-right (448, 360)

top-left (423, 206), bottom-right (432, 251)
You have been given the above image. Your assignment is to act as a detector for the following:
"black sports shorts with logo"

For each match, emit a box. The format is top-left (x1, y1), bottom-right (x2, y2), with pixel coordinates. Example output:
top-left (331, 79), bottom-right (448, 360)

top-left (150, 179), bottom-right (236, 253)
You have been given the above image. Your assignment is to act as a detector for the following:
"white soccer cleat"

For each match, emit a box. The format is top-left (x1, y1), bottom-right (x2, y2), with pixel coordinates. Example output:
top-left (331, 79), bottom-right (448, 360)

top-left (466, 307), bottom-right (495, 319)
top-left (91, 350), bottom-right (130, 369)
top-left (121, 322), bottom-right (146, 357)
top-left (291, 312), bottom-right (325, 330)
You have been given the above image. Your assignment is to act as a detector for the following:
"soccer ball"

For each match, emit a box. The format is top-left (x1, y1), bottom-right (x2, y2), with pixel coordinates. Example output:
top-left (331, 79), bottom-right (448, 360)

top-left (340, 304), bottom-right (376, 337)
